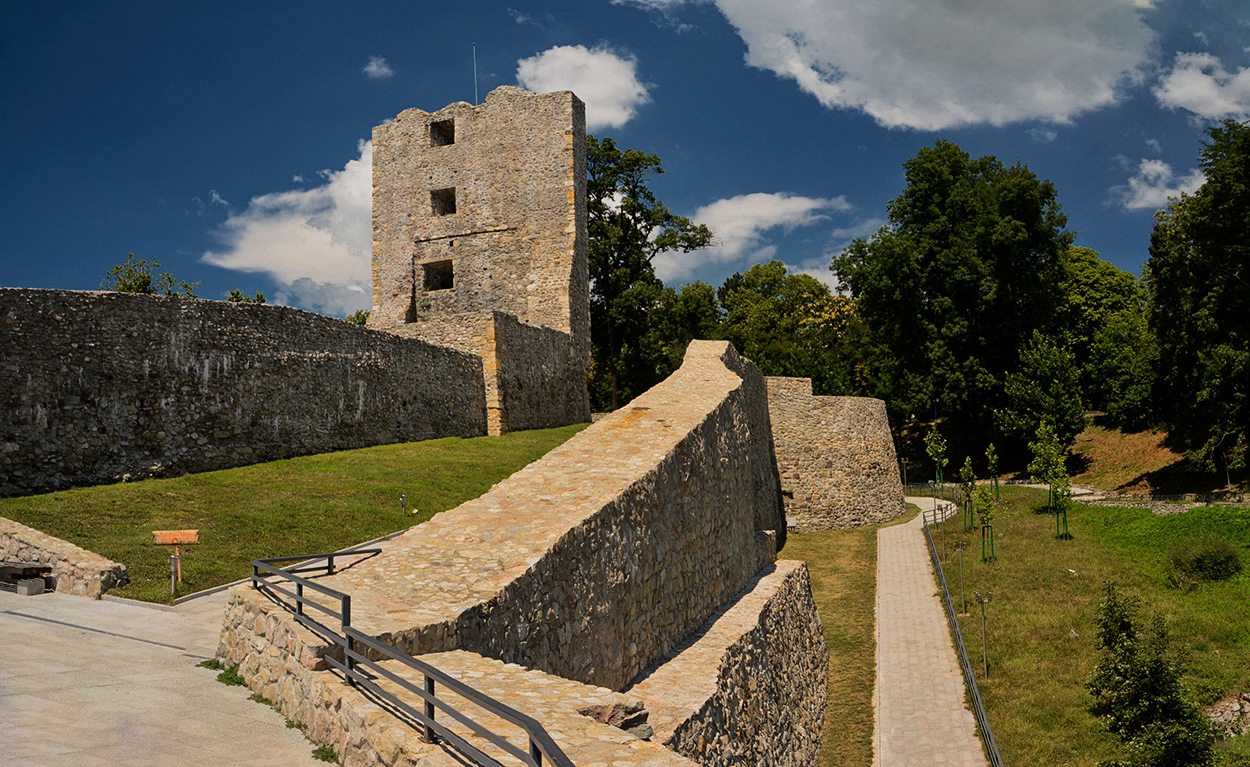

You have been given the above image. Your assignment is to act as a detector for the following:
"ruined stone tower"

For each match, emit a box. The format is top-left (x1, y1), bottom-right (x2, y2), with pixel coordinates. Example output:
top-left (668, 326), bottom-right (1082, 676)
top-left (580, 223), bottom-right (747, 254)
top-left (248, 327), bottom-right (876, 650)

top-left (370, 86), bottom-right (591, 433)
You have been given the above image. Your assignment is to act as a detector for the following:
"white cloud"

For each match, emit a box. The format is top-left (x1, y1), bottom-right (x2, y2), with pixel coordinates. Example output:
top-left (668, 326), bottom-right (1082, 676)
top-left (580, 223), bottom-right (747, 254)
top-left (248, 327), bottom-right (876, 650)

top-left (203, 141), bottom-right (373, 316)
top-left (508, 8), bottom-right (535, 24)
top-left (1154, 52), bottom-right (1250, 120)
top-left (363, 56), bottom-right (394, 79)
top-left (1114, 158), bottom-right (1205, 210)
top-left (1028, 127), bottom-right (1059, 143)
top-left (516, 45), bottom-right (650, 130)
top-left (618, 0), bottom-right (1156, 130)
top-left (654, 192), bottom-right (849, 281)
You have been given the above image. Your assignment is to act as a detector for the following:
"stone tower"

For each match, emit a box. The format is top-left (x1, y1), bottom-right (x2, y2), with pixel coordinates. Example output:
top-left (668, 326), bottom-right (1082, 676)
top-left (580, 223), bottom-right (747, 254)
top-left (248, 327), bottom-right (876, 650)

top-left (370, 86), bottom-right (591, 433)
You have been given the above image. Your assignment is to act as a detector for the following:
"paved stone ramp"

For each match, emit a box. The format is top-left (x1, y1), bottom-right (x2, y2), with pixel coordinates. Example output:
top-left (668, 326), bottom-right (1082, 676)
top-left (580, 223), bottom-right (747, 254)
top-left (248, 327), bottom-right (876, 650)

top-left (874, 499), bottom-right (987, 767)
top-left (0, 590), bottom-right (321, 767)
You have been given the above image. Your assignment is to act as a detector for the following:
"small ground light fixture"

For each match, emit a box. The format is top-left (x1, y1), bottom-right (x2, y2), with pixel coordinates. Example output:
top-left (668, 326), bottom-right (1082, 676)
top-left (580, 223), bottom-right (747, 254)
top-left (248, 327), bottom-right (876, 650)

top-left (401, 494), bottom-right (407, 514)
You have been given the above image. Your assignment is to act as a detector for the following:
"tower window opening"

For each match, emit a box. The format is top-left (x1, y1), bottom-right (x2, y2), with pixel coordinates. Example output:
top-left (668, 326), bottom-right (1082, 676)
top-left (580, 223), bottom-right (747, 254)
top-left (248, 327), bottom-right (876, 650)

top-left (431, 188), bottom-right (457, 216)
top-left (423, 260), bottom-right (454, 291)
top-left (430, 119), bottom-right (455, 146)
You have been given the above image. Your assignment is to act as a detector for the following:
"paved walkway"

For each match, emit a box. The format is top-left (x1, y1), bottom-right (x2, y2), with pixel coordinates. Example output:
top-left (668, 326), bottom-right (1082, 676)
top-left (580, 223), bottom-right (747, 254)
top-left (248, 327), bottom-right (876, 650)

top-left (0, 588), bottom-right (323, 766)
top-left (874, 498), bottom-right (988, 767)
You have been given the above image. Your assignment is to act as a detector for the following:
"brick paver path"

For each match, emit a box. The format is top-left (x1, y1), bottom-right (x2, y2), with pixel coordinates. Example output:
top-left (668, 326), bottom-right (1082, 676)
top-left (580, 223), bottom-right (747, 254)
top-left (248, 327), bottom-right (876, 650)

top-left (874, 498), bottom-right (988, 767)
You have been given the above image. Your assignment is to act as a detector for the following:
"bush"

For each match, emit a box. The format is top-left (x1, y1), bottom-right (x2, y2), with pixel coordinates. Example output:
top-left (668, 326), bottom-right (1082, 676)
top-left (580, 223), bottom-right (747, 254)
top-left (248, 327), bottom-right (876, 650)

top-left (1087, 584), bottom-right (1217, 767)
top-left (1169, 535), bottom-right (1244, 582)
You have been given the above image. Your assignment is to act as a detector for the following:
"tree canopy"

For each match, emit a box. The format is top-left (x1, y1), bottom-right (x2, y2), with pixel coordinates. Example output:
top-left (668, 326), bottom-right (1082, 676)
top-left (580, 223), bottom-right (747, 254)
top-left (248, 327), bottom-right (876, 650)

top-left (101, 253), bottom-right (199, 298)
top-left (1145, 119), bottom-right (1250, 478)
top-left (587, 135), bottom-right (713, 410)
top-left (832, 140), bottom-right (1073, 449)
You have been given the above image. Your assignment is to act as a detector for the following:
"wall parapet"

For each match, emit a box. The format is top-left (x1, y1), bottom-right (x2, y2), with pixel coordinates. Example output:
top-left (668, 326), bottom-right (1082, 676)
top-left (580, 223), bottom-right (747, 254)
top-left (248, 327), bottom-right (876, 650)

top-left (0, 288), bottom-right (487, 496)
top-left (0, 515), bottom-right (128, 597)
top-left (628, 560), bottom-right (828, 767)
top-left (766, 377), bottom-right (904, 530)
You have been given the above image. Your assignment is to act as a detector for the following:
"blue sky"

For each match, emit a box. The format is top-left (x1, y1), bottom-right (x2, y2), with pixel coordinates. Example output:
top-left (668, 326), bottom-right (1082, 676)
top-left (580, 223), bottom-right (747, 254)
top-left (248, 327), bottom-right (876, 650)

top-left (3, 1), bottom-right (1248, 317)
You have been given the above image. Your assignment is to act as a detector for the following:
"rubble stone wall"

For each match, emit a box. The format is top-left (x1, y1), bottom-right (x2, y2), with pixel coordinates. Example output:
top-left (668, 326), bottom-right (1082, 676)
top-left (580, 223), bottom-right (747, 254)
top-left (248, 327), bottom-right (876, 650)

top-left (370, 86), bottom-right (590, 368)
top-left (766, 377), bottom-right (905, 530)
top-left (0, 516), bottom-right (128, 597)
top-left (629, 560), bottom-right (828, 767)
top-left (0, 288), bottom-right (487, 496)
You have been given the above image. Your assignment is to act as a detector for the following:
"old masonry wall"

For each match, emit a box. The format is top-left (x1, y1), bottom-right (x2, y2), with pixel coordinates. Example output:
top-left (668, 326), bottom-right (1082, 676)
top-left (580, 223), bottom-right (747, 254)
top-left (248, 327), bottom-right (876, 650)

top-left (0, 289), bottom-right (487, 496)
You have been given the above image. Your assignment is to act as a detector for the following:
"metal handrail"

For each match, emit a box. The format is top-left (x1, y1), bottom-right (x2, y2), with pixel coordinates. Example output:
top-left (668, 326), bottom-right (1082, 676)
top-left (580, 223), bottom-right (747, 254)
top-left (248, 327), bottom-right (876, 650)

top-left (922, 506), bottom-right (1004, 767)
top-left (249, 550), bottom-right (574, 767)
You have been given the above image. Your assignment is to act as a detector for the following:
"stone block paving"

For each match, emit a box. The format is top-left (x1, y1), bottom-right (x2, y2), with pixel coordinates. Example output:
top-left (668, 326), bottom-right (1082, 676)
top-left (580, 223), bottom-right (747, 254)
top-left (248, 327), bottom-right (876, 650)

top-left (0, 589), bottom-right (323, 767)
top-left (874, 498), bottom-right (988, 767)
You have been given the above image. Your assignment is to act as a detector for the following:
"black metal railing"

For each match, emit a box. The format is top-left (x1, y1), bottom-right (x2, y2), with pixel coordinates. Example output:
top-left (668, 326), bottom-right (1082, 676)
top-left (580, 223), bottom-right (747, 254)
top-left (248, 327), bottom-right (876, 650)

top-left (251, 550), bottom-right (574, 767)
top-left (922, 505), bottom-right (1004, 767)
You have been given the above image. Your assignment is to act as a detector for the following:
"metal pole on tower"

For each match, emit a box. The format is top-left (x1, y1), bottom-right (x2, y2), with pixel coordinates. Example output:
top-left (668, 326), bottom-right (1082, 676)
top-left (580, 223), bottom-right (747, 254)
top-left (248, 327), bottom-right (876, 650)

top-left (473, 43), bottom-right (479, 105)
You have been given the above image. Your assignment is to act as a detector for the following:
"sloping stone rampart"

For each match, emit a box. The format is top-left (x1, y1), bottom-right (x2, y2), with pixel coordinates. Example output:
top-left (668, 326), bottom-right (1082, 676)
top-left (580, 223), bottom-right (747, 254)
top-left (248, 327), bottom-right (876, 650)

top-left (223, 340), bottom-right (784, 690)
top-left (766, 377), bottom-right (905, 530)
top-left (628, 561), bottom-right (828, 767)
top-left (0, 515), bottom-right (128, 597)
top-left (0, 288), bottom-right (487, 496)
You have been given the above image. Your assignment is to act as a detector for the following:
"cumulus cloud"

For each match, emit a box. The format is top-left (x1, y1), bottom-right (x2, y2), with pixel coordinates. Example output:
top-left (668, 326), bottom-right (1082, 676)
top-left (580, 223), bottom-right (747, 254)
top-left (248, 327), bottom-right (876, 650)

top-left (363, 56), bottom-right (394, 79)
top-left (516, 45), bottom-right (650, 130)
top-left (1113, 158), bottom-right (1205, 210)
top-left (202, 141), bottom-right (373, 316)
top-left (1154, 52), bottom-right (1250, 120)
top-left (617, 0), bottom-right (1156, 130)
top-left (654, 192), bottom-right (849, 281)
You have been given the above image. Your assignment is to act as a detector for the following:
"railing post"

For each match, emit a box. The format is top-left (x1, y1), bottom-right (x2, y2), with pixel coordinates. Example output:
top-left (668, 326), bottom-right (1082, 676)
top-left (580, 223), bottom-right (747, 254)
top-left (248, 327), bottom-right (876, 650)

top-left (328, 554), bottom-right (336, 575)
top-left (296, 582), bottom-right (304, 616)
top-left (424, 675), bottom-right (436, 742)
top-left (252, 563), bottom-right (259, 588)
top-left (530, 739), bottom-right (542, 767)
top-left (343, 595), bottom-right (355, 686)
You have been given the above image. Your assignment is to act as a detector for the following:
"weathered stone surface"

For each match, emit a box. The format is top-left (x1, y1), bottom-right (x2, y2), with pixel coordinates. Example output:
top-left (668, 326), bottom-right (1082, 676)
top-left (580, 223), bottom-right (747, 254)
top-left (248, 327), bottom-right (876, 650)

top-left (370, 86), bottom-right (591, 434)
top-left (0, 288), bottom-right (488, 497)
top-left (0, 516), bottom-right (127, 597)
top-left (766, 377), bottom-right (905, 530)
top-left (628, 560), bottom-right (828, 767)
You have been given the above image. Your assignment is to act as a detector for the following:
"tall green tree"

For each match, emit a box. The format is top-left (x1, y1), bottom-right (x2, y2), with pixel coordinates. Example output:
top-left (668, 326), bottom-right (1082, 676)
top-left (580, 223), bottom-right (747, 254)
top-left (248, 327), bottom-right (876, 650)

top-left (587, 135), bottom-right (713, 410)
top-left (831, 140), bottom-right (1073, 447)
top-left (1146, 119), bottom-right (1250, 482)
top-left (718, 261), bottom-right (861, 395)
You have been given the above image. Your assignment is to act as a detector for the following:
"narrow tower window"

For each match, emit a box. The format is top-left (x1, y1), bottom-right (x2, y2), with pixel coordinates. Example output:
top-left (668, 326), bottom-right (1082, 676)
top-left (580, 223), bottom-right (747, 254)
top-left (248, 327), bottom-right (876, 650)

top-left (431, 188), bottom-right (457, 216)
top-left (430, 119), bottom-right (455, 146)
top-left (423, 260), bottom-right (454, 291)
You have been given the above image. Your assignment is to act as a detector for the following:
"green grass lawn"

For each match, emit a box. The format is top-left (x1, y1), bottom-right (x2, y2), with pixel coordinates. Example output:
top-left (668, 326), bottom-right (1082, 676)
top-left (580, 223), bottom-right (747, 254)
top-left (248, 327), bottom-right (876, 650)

top-left (0, 425), bottom-right (586, 603)
top-left (783, 505), bottom-right (920, 767)
top-left (932, 487), bottom-right (1250, 766)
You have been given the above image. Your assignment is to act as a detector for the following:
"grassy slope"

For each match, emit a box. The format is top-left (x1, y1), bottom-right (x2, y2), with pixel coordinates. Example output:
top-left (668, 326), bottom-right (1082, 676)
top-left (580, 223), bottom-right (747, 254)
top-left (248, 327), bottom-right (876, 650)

top-left (784, 505), bottom-right (919, 767)
top-left (936, 487), bottom-right (1250, 766)
top-left (0, 425), bottom-right (586, 602)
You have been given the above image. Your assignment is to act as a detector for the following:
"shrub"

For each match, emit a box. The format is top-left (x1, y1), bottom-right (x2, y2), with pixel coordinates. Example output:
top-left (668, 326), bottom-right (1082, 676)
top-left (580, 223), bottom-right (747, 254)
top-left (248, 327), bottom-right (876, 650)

top-left (1169, 535), bottom-right (1244, 582)
top-left (1087, 583), bottom-right (1216, 767)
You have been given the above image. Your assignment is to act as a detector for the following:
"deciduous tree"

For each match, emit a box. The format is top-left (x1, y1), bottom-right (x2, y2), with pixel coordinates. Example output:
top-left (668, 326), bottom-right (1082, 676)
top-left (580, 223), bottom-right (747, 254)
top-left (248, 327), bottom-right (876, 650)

top-left (1146, 119), bottom-right (1250, 483)
top-left (831, 141), bottom-right (1073, 448)
top-left (588, 136), bottom-right (713, 410)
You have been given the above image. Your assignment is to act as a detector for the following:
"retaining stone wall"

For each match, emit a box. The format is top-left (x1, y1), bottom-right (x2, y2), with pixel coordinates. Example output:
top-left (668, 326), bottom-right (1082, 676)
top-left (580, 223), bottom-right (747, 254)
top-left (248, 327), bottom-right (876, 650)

top-left (0, 516), bottom-right (127, 597)
top-left (1, 289), bottom-right (487, 496)
top-left (766, 377), bottom-right (905, 530)
top-left (629, 561), bottom-right (827, 767)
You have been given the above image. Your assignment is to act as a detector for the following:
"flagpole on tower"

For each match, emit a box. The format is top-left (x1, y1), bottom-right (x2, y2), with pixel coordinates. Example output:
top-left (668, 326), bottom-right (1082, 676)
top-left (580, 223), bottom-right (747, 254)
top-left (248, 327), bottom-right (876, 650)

top-left (473, 43), bottom-right (479, 105)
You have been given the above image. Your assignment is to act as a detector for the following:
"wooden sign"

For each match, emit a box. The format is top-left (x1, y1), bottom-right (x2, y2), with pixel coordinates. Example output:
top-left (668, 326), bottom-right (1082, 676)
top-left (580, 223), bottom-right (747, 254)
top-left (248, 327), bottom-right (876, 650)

top-left (152, 529), bottom-right (199, 583)
top-left (152, 529), bottom-right (199, 545)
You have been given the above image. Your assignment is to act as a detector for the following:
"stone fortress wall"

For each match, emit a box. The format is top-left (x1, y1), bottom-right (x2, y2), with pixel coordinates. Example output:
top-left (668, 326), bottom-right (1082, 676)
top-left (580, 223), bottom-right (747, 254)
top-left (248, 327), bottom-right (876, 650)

top-left (766, 376), bottom-right (905, 530)
top-left (218, 341), bottom-right (827, 767)
top-left (0, 289), bottom-right (487, 497)
top-left (370, 87), bottom-right (591, 434)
